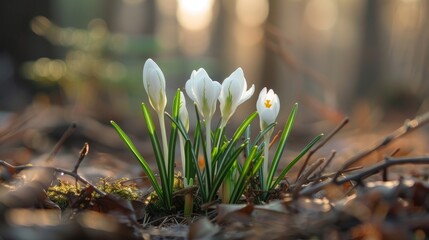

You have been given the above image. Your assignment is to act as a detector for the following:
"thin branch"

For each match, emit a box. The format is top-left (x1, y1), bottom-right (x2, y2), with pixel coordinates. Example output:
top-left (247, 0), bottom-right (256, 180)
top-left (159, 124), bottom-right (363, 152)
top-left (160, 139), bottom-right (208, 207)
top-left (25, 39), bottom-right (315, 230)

top-left (300, 156), bottom-right (429, 196)
top-left (382, 148), bottom-right (400, 181)
top-left (295, 117), bottom-right (349, 182)
top-left (0, 160), bottom-right (106, 196)
top-left (72, 142), bottom-right (90, 174)
top-left (269, 130), bottom-right (282, 149)
top-left (46, 123), bottom-right (77, 163)
top-left (316, 150), bottom-right (337, 178)
top-left (336, 156), bottom-right (429, 185)
top-left (333, 112), bottom-right (429, 182)
top-left (293, 158), bottom-right (325, 198)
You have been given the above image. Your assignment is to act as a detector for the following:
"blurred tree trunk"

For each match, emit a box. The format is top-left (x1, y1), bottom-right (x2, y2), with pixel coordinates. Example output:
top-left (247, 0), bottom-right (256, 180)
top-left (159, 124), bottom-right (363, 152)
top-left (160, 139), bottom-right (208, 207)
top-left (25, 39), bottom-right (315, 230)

top-left (354, 0), bottom-right (383, 102)
top-left (261, 0), bottom-right (281, 90)
top-left (421, 2), bottom-right (429, 96)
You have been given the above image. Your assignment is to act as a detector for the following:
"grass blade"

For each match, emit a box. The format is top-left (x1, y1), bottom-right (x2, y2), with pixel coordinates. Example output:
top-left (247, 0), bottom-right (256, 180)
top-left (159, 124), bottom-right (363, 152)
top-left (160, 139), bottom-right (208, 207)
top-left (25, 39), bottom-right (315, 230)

top-left (266, 103), bottom-right (298, 190)
top-left (167, 90), bottom-right (180, 195)
top-left (110, 121), bottom-right (163, 199)
top-left (209, 141), bottom-right (248, 201)
top-left (141, 103), bottom-right (171, 208)
top-left (269, 134), bottom-right (323, 190)
top-left (229, 145), bottom-right (258, 203)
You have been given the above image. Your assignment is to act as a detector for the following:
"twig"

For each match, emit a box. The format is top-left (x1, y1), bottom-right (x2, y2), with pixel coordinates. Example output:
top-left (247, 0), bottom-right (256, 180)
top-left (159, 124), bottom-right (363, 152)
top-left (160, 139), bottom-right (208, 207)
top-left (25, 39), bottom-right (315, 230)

top-left (307, 166), bottom-right (362, 182)
top-left (72, 142), bottom-right (90, 174)
top-left (300, 156), bottom-right (429, 196)
top-left (293, 158), bottom-right (325, 198)
top-left (315, 150), bottom-right (337, 178)
top-left (269, 130), bottom-right (282, 149)
top-left (0, 160), bottom-right (106, 196)
top-left (333, 112), bottom-right (429, 182)
top-left (45, 123), bottom-right (77, 163)
top-left (382, 148), bottom-right (400, 181)
top-left (336, 156), bottom-right (429, 185)
top-left (295, 117), bottom-right (349, 182)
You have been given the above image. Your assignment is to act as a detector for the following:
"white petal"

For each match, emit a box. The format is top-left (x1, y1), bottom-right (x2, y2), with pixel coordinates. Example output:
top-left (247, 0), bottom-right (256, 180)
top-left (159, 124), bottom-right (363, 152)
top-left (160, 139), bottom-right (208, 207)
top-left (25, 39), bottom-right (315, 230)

top-left (179, 91), bottom-right (189, 131)
top-left (142, 58), bottom-right (167, 112)
top-left (185, 78), bottom-right (196, 102)
top-left (237, 84), bottom-right (255, 106)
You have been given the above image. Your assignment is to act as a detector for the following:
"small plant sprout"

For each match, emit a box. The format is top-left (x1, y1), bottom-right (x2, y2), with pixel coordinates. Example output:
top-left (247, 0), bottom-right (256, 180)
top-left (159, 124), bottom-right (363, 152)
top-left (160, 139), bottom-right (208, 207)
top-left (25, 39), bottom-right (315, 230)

top-left (219, 68), bottom-right (255, 128)
top-left (143, 59), bottom-right (169, 166)
top-left (256, 87), bottom-right (280, 191)
top-left (185, 68), bottom-right (221, 183)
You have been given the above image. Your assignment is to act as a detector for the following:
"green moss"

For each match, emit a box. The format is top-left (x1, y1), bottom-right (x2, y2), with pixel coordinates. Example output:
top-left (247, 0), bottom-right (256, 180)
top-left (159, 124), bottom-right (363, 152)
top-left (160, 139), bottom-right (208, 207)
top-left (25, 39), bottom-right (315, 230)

top-left (46, 180), bottom-right (81, 209)
top-left (96, 177), bottom-right (141, 201)
top-left (46, 177), bottom-right (142, 210)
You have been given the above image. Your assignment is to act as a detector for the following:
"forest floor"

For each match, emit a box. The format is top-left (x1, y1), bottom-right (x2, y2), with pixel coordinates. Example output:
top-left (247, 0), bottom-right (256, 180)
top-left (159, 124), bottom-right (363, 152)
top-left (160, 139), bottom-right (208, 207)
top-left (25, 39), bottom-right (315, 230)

top-left (1, 103), bottom-right (429, 240)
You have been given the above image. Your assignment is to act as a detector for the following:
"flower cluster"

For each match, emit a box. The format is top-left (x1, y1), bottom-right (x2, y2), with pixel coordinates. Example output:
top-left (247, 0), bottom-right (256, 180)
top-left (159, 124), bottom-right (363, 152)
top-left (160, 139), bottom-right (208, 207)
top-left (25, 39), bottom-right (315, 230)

top-left (112, 58), bottom-right (322, 213)
top-left (143, 59), bottom-right (277, 133)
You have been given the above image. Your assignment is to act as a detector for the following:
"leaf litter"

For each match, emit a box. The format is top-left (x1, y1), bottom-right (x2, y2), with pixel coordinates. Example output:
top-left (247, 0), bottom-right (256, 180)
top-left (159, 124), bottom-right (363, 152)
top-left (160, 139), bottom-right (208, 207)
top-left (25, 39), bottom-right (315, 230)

top-left (1, 105), bottom-right (429, 239)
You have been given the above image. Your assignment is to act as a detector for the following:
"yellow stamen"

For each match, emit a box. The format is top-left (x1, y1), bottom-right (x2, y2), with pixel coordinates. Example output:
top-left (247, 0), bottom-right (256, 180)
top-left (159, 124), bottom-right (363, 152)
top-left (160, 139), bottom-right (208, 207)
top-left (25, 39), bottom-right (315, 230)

top-left (264, 99), bottom-right (272, 108)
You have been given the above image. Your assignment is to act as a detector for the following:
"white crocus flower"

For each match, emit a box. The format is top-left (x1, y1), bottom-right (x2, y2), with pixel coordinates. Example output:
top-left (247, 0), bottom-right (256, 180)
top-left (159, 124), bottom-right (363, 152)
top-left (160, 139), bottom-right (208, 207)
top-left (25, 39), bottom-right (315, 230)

top-left (219, 68), bottom-right (255, 128)
top-left (185, 68), bottom-right (221, 181)
top-left (256, 87), bottom-right (280, 131)
top-left (142, 58), bottom-right (169, 167)
top-left (185, 68), bottom-right (221, 120)
top-left (256, 87), bottom-right (280, 191)
top-left (142, 58), bottom-right (167, 114)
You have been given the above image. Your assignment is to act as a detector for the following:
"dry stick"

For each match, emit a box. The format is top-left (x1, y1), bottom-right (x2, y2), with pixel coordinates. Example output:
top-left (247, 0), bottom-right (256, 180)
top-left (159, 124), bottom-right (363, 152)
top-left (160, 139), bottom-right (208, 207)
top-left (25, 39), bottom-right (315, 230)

top-left (336, 156), bottom-right (429, 185)
top-left (307, 166), bottom-right (362, 183)
top-left (292, 158), bottom-right (325, 198)
top-left (333, 111), bottom-right (429, 183)
top-left (295, 117), bottom-right (349, 182)
top-left (0, 160), bottom-right (106, 196)
top-left (382, 148), bottom-right (401, 181)
top-left (300, 157), bottom-right (429, 196)
top-left (315, 150), bottom-right (337, 178)
top-left (0, 111), bottom-right (35, 143)
top-left (304, 150), bottom-right (337, 183)
top-left (269, 130), bottom-right (282, 149)
top-left (72, 142), bottom-right (90, 174)
top-left (45, 123), bottom-right (77, 163)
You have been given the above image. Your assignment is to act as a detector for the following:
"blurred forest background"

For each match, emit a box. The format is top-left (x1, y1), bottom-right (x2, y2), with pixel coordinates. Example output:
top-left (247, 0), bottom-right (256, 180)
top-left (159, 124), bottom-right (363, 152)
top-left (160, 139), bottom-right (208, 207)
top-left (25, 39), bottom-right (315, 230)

top-left (1, 0), bottom-right (429, 175)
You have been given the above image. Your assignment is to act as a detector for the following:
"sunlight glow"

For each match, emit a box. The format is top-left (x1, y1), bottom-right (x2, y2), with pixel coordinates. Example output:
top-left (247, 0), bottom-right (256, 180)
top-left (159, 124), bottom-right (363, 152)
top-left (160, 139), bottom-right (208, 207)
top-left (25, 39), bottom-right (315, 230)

top-left (236, 0), bottom-right (269, 27)
top-left (177, 0), bottom-right (214, 31)
top-left (305, 0), bottom-right (338, 31)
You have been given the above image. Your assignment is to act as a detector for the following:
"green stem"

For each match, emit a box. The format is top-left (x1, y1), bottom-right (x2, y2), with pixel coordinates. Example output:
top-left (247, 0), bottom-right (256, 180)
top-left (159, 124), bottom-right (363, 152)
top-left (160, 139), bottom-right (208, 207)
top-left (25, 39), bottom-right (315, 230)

top-left (222, 170), bottom-right (232, 203)
top-left (158, 112), bottom-right (169, 168)
top-left (263, 136), bottom-right (270, 191)
top-left (184, 191), bottom-right (194, 218)
top-left (205, 118), bottom-right (212, 193)
top-left (179, 135), bottom-right (187, 183)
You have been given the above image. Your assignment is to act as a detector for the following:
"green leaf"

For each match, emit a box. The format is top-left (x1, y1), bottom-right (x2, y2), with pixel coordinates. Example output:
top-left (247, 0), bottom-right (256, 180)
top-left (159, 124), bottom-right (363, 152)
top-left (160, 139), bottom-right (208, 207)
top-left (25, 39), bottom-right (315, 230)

top-left (270, 133), bottom-right (323, 190)
top-left (266, 103), bottom-right (298, 190)
top-left (110, 121), bottom-right (163, 200)
top-left (245, 125), bottom-right (252, 158)
top-left (231, 112), bottom-right (258, 143)
top-left (185, 140), bottom-right (207, 201)
top-left (253, 122), bottom-right (277, 146)
top-left (229, 145), bottom-right (259, 203)
top-left (193, 104), bottom-right (212, 191)
top-left (141, 103), bottom-right (171, 208)
top-left (216, 112), bottom-right (258, 173)
top-left (251, 150), bottom-right (264, 176)
top-left (209, 141), bottom-right (248, 201)
top-left (167, 89), bottom-right (180, 195)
